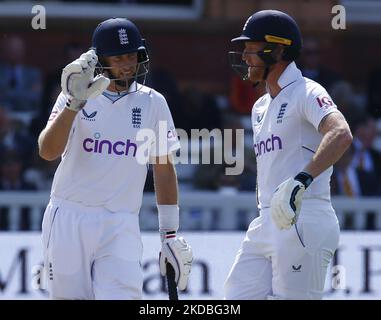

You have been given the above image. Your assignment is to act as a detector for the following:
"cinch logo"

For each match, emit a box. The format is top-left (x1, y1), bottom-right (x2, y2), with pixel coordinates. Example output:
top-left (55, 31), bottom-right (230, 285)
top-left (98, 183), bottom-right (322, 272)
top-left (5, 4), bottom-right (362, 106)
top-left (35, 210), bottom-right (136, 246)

top-left (83, 132), bottom-right (137, 157)
top-left (167, 128), bottom-right (178, 141)
top-left (254, 134), bottom-right (283, 156)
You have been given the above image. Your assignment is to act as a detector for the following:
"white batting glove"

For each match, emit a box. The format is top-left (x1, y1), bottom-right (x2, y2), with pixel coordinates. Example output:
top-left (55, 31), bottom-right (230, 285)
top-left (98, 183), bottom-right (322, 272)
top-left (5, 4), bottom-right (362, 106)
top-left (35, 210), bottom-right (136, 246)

top-left (61, 49), bottom-right (110, 111)
top-left (159, 232), bottom-right (193, 291)
top-left (270, 172), bottom-right (314, 230)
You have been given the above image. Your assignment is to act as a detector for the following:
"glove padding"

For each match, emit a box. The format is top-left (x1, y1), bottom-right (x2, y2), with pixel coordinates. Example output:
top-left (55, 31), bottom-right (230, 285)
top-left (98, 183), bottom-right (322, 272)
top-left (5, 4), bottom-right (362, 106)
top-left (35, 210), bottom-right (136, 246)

top-left (61, 49), bottom-right (110, 109)
top-left (159, 236), bottom-right (193, 291)
top-left (270, 177), bottom-right (305, 230)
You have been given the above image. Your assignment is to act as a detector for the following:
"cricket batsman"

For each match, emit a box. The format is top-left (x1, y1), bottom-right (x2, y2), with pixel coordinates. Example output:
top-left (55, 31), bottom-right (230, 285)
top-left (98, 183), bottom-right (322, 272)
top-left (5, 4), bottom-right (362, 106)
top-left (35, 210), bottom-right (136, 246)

top-left (38, 17), bottom-right (193, 299)
top-left (224, 10), bottom-right (352, 299)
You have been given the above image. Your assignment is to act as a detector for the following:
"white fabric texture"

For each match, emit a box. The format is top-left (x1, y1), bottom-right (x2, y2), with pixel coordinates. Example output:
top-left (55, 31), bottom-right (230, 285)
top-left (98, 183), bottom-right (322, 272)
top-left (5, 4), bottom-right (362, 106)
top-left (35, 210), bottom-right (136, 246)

top-left (251, 62), bottom-right (340, 210)
top-left (46, 84), bottom-right (180, 213)
top-left (42, 196), bottom-right (143, 300)
top-left (224, 200), bottom-right (340, 300)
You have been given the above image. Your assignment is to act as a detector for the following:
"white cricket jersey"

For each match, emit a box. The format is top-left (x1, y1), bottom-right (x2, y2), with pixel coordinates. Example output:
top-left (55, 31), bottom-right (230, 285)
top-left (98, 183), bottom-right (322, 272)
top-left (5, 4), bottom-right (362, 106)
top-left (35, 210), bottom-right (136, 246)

top-left (252, 62), bottom-right (340, 210)
top-left (47, 83), bottom-right (180, 213)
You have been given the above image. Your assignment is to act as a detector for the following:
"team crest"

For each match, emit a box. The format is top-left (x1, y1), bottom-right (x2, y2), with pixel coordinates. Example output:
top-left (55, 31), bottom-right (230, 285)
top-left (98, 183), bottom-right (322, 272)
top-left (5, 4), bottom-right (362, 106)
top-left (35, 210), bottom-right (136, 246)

top-left (118, 28), bottom-right (129, 45)
top-left (277, 103), bottom-right (288, 123)
top-left (132, 107), bottom-right (142, 128)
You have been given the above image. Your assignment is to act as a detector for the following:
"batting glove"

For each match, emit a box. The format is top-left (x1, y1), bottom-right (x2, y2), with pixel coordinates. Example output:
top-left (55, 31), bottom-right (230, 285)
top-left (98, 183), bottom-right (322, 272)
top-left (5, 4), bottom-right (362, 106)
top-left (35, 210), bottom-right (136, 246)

top-left (61, 49), bottom-right (110, 111)
top-left (270, 172), bottom-right (313, 230)
top-left (159, 231), bottom-right (193, 291)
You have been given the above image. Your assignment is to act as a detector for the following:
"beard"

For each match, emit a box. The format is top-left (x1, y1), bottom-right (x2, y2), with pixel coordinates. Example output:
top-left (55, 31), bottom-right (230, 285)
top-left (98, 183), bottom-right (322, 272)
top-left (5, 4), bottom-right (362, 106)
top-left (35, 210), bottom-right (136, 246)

top-left (248, 66), bottom-right (265, 82)
top-left (115, 78), bottom-right (128, 89)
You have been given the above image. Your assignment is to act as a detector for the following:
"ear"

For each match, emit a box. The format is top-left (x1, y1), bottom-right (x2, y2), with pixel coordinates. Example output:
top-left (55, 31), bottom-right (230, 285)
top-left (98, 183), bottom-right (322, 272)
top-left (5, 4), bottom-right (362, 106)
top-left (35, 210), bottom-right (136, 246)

top-left (272, 45), bottom-right (285, 61)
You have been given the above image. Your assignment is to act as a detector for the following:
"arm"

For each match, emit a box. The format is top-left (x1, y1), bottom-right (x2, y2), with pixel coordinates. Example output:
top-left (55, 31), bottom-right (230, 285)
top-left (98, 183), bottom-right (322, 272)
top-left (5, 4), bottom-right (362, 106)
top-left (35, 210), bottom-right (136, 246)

top-left (154, 154), bottom-right (193, 291)
top-left (152, 154), bottom-right (178, 205)
top-left (271, 112), bottom-right (353, 230)
top-left (38, 107), bottom-right (79, 161)
top-left (39, 49), bottom-right (109, 161)
top-left (303, 112), bottom-right (353, 178)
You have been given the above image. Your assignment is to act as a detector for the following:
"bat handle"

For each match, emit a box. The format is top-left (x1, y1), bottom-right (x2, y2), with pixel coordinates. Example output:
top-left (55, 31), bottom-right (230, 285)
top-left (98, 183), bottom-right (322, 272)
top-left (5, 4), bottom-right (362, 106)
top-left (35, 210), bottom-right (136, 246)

top-left (166, 263), bottom-right (179, 300)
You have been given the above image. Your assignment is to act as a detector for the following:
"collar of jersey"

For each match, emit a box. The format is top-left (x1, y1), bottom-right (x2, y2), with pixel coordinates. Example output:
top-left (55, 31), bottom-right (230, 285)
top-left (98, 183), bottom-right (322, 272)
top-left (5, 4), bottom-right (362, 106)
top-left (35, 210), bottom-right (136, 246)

top-left (102, 81), bottom-right (142, 103)
top-left (105, 81), bottom-right (141, 95)
top-left (277, 61), bottom-right (303, 90)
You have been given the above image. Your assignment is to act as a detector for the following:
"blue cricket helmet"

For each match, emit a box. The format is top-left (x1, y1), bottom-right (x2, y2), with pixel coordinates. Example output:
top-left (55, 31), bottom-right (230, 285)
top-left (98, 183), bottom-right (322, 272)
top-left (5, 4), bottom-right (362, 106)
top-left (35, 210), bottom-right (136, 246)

top-left (232, 10), bottom-right (302, 61)
top-left (91, 17), bottom-right (149, 89)
top-left (92, 17), bottom-right (146, 57)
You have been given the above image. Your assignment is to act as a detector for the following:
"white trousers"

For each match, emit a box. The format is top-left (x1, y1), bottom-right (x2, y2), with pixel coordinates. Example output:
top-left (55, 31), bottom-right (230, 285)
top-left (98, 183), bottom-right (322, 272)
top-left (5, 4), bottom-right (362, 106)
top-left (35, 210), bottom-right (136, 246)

top-left (224, 199), bottom-right (340, 300)
top-left (41, 196), bottom-right (143, 300)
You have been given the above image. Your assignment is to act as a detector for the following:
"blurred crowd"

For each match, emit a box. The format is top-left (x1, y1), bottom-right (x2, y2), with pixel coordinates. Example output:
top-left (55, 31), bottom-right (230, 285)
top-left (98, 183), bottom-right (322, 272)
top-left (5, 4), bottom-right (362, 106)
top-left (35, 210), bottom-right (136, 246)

top-left (0, 35), bottom-right (381, 230)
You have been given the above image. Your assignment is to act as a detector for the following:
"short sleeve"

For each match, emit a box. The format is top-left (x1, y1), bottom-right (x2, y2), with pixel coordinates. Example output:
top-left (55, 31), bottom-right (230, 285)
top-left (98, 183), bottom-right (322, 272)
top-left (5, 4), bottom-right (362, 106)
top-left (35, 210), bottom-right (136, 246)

top-left (47, 92), bottom-right (68, 126)
top-left (150, 93), bottom-right (181, 157)
top-left (300, 83), bottom-right (339, 131)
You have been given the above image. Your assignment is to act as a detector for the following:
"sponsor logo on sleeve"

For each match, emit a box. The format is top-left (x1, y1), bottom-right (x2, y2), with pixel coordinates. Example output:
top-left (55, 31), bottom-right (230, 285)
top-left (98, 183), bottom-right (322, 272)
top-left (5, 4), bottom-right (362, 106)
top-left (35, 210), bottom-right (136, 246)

top-left (316, 96), bottom-right (334, 109)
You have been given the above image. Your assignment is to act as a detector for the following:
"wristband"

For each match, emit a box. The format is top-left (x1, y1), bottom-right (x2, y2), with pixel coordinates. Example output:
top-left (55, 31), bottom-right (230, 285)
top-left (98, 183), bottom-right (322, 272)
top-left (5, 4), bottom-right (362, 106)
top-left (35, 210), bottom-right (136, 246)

top-left (158, 204), bottom-right (179, 242)
top-left (294, 172), bottom-right (314, 189)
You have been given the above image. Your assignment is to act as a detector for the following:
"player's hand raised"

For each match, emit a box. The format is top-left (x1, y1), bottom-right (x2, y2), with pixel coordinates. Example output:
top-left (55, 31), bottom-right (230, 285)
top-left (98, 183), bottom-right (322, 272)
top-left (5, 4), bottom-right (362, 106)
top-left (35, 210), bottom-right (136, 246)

top-left (159, 235), bottom-right (193, 291)
top-left (270, 172), bottom-right (313, 230)
top-left (61, 49), bottom-right (110, 111)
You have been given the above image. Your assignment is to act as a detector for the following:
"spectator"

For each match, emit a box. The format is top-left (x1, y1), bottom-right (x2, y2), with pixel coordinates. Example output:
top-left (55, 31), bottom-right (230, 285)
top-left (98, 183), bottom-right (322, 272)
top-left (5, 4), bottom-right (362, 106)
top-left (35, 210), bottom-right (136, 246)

top-left (330, 80), bottom-right (364, 121)
top-left (331, 144), bottom-right (360, 197)
top-left (367, 67), bottom-right (381, 118)
top-left (229, 75), bottom-right (266, 115)
top-left (0, 150), bottom-right (36, 191)
top-left (331, 144), bottom-right (380, 230)
top-left (0, 107), bottom-right (36, 165)
top-left (24, 149), bottom-right (60, 190)
top-left (192, 115), bottom-right (255, 191)
top-left (31, 42), bottom-right (85, 139)
top-left (175, 87), bottom-right (222, 135)
top-left (145, 67), bottom-right (182, 121)
top-left (0, 35), bottom-right (43, 112)
top-left (299, 37), bottom-right (341, 94)
top-left (0, 106), bottom-right (36, 166)
top-left (350, 112), bottom-right (381, 184)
